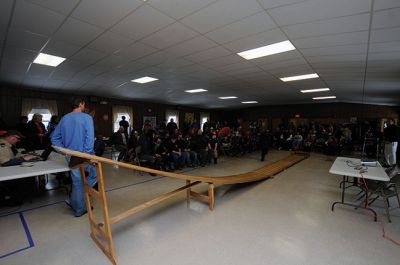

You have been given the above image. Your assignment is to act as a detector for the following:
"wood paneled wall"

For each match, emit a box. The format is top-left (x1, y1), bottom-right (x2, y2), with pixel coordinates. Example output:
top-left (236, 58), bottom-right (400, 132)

top-left (1, 86), bottom-right (399, 135)
top-left (0, 86), bottom-right (219, 136)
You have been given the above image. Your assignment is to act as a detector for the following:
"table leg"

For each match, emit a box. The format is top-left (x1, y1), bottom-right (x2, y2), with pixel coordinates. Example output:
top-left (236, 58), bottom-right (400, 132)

top-left (332, 175), bottom-right (377, 221)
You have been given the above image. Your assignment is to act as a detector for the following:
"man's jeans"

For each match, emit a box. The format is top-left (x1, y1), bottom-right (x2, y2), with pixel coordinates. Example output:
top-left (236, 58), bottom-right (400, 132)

top-left (385, 142), bottom-right (398, 166)
top-left (67, 157), bottom-right (97, 216)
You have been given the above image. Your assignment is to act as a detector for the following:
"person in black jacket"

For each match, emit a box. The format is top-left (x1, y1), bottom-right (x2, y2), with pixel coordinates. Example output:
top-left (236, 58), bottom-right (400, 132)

top-left (384, 119), bottom-right (398, 166)
top-left (259, 129), bottom-right (271, 162)
top-left (110, 126), bottom-right (128, 161)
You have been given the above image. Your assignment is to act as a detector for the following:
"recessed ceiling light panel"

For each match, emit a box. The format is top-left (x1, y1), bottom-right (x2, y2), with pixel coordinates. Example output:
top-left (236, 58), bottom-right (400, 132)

top-left (241, 101), bottom-right (258, 104)
top-left (131, 76), bottom-right (158, 84)
top-left (33, 53), bottom-right (66, 67)
top-left (301, 88), bottom-right (330, 93)
top-left (218, 96), bottom-right (237, 99)
top-left (185, 89), bottom-right (208, 93)
top-left (280, 73), bottom-right (319, 82)
top-left (312, 96), bottom-right (336, 100)
top-left (237, 40), bottom-right (296, 60)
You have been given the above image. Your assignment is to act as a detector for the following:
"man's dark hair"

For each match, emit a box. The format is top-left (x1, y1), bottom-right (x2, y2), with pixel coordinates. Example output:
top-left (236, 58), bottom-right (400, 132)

top-left (71, 97), bottom-right (86, 109)
top-left (121, 116), bottom-right (126, 120)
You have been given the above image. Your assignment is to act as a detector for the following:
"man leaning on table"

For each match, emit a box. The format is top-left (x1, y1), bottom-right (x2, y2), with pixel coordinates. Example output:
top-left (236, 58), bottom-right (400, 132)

top-left (0, 130), bottom-right (37, 206)
top-left (51, 98), bottom-right (97, 217)
top-left (0, 130), bottom-right (37, 166)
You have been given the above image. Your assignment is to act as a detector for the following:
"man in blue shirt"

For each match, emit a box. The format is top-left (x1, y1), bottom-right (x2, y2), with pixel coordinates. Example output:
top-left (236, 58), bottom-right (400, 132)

top-left (51, 98), bottom-right (97, 217)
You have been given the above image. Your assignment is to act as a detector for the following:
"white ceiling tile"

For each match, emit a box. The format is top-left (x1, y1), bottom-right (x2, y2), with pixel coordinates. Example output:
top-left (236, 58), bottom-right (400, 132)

top-left (369, 41), bottom-right (400, 53)
top-left (223, 28), bottom-right (287, 53)
top-left (0, 0), bottom-right (13, 25)
top-left (211, 61), bottom-right (255, 73)
top-left (136, 51), bottom-right (176, 66)
top-left (181, 0), bottom-right (263, 33)
top-left (372, 7), bottom-right (400, 29)
top-left (141, 23), bottom-right (198, 50)
top-left (88, 31), bottom-right (132, 54)
top-left (307, 54), bottom-right (366, 63)
top-left (26, 63), bottom-right (54, 78)
top-left (202, 54), bottom-right (244, 68)
top-left (110, 5), bottom-right (175, 40)
top-left (71, 0), bottom-right (143, 29)
top-left (205, 12), bottom-right (277, 44)
top-left (54, 18), bottom-right (103, 46)
top-left (0, 72), bottom-right (24, 84)
top-left (96, 54), bottom-right (132, 69)
top-left (370, 27), bottom-right (400, 42)
top-left (11, 0), bottom-right (66, 36)
top-left (43, 39), bottom-right (81, 58)
top-left (184, 46), bottom-right (232, 63)
top-left (374, 0), bottom-right (400, 10)
top-left (165, 36), bottom-right (217, 56)
top-left (43, 79), bottom-right (66, 88)
top-left (301, 44), bottom-right (368, 57)
top-left (6, 29), bottom-right (49, 51)
top-left (69, 48), bottom-right (107, 64)
top-left (2, 46), bottom-right (38, 62)
top-left (269, 0), bottom-right (371, 26)
top-left (0, 24), bottom-right (7, 43)
top-left (368, 51), bottom-right (400, 61)
top-left (116, 42), bottom-right (158, 61)
top-left (282, 13), bottom-right (370, 39)
top-left (148, 0), bottom-right (216, 20)
top-left (0, 58), bottom-right (30, 73)
top-left (258, 0), bottom-right (308, 9)
top-left (26, 0), bottom-right (80, 15)
top-left (292, 31), bottom-right (369, 48)
top-left (23, 77), bottom-right (45, 88)
top-left (268, 64), bottom-right (313, 76)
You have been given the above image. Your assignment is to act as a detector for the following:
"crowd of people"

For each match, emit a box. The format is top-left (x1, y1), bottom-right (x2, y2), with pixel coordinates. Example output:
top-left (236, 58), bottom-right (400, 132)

top-left (1, 102), bottom-right (399, 214)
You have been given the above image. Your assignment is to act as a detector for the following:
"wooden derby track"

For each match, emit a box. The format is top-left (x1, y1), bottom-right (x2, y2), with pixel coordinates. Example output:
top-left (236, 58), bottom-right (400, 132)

top-left (53, 146), bottom-right (309, 265)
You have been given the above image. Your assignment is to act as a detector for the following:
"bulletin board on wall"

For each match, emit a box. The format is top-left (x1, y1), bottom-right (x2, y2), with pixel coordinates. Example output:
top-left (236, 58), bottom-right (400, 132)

top-left (184, 112), bottom-right (194, 123)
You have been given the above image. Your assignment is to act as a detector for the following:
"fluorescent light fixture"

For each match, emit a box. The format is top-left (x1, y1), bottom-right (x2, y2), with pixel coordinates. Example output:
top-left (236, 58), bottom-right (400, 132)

top-left (185, 89), bottom-right (208, 93)
top-left (301, 88), bottom-right (330, 93)
top-left (312, 96), bottom-right (336, 100)
top-left (218, 96), bottom-right (237, 99)
top-left (131, 76), bottom-right (158, 84)
top-left (280, 73), bottom-right (319, 82)
top-left (241, 101), bottom-right (258, 104)
top-left (33, 53), bottom-right (66, 67)
top-left (237, 40), bottom-right (296, 60)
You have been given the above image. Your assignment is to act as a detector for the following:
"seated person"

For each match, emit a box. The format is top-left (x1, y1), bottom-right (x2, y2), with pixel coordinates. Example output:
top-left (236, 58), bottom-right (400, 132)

top-left (0, 130), bottom-right (37, 206)
top-left (110, 126), bottom-right (128, 161)
top-left (94, 134), bottom-right (106, 157)
top-left (166, 136), bottom-right (182, 170)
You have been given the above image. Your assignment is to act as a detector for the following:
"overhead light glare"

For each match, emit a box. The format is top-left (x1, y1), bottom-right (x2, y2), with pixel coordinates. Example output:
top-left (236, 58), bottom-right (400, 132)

top-left (218, 96), bottom-right (237, 99)
top-left (237, 40), bottom-right (296, 60)
top-left (131, 76), bottom-right (158, 84)
top-left (33, 53), bottom-right (66, 67)
top-left (301, 88), bottom-right (330, 93)
top-left (241, 101), bottom-right (258, 104)
top-left (280, 73), bottom-right (319, 82)
top-left (185, 89), bottom-right (208, 93)
top-left (312, 96), bottom-right (336, 100)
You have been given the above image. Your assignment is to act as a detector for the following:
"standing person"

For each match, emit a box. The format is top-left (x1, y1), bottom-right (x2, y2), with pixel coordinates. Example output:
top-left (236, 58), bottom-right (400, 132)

top-left (384, 119), bottom-right (398, 166)
top-left (119, 116), bottom-right (130, 135)
top-left (47, 115), bottom-right (59, 136)
top-left (259, 129), bottom-right (270, 162)
top-left (208, 133), bottom-right (218, 164)
top-left (26, 113), bottom-right (46, 150)
top-left (51, 98), bottom-right (97, 217)
top-left (167, 118), bottom-right (178, 136)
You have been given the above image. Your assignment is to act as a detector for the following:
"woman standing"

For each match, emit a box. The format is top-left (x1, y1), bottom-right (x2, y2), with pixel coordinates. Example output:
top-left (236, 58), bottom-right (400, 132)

top-left (26, 113), bottom-right (46, 150)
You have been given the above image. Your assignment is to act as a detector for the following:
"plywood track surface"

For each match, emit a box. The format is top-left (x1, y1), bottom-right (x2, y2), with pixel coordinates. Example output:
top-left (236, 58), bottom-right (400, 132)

top-left (53, 146), bottom-right (308, 185)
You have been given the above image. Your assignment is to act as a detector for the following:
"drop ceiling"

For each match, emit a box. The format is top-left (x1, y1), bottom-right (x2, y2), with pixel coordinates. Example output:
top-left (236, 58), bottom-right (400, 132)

top-left (0, 0), bottom-right (399, 109)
